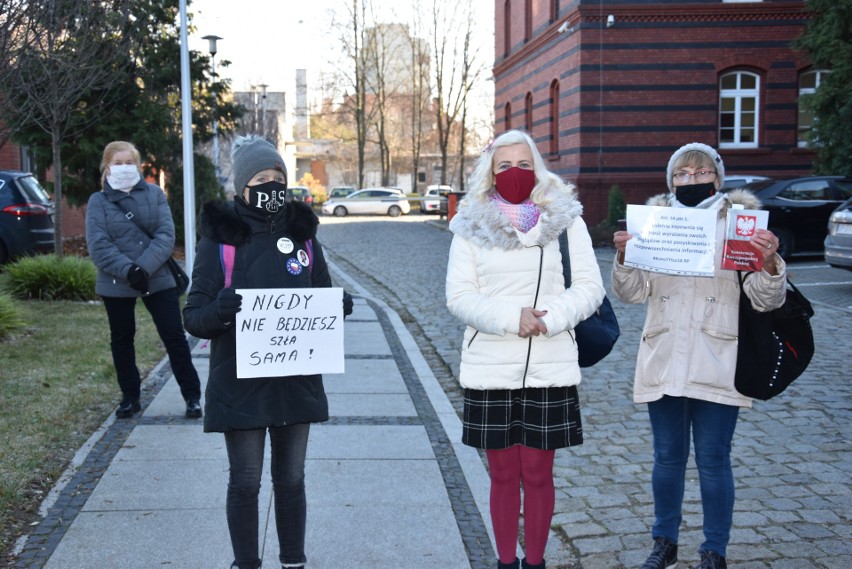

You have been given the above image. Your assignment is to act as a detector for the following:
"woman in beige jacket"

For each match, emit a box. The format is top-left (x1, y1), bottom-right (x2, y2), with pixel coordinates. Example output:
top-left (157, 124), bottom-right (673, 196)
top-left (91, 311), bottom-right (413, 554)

top-left (611, 143), bottom-right (786, 569)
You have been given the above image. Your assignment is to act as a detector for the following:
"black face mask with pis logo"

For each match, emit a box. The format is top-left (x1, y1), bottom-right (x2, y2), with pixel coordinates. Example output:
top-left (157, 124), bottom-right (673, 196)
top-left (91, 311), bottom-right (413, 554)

top-left (237, 181), bottom-right (288, 213)
top-left (675, 182), bottom-right (716, 207)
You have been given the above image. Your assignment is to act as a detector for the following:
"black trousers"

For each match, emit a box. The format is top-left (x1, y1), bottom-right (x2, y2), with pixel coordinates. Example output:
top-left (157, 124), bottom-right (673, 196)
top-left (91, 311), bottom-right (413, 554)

top-left (102, 287), bottom-right (201, 404)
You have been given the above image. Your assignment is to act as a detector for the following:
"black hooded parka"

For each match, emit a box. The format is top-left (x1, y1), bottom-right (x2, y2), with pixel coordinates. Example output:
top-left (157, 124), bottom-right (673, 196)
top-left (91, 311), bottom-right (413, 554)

top-left (183, 198), bottom-right (331, 432)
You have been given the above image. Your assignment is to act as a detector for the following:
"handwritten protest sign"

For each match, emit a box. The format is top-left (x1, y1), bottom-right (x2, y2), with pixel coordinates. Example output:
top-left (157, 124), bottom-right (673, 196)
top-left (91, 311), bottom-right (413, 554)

top-left (721, 207), bottom-right (769, 272)
top-left (235, 287), bottom-right (344, 378)
top-left (624, 205), bottom-right (717, 276)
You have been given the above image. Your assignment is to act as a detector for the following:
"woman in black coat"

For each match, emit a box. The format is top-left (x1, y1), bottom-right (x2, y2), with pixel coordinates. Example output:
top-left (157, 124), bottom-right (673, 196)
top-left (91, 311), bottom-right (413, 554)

top-left (183, 135), bottom-right (349, 569)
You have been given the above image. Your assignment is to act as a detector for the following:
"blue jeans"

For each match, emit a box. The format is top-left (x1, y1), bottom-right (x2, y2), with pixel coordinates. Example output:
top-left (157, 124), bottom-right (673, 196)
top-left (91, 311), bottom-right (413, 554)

top-left (647, 396), bottom-right (739, 557)
top-left (102, 288), bottom-right (201, 403)
top-left (224, 424), bottom-right (310, 569)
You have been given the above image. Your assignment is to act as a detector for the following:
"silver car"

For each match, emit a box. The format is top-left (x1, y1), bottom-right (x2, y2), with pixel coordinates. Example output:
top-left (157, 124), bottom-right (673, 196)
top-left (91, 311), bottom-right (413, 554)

top-left (825, 197), bottom-right (852, 271)
top-left (321, 188), bottom-right (411, 217)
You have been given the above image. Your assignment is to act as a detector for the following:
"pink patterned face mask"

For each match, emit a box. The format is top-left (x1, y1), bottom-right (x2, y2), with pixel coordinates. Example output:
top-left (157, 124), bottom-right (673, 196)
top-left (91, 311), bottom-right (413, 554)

top-left (494, 167), bottom-right (536, 204)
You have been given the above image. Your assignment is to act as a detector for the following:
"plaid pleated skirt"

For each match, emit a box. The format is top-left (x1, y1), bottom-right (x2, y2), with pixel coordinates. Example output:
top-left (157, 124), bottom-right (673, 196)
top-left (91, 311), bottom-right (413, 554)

top-left (462, 385), bottom-right (583, 450)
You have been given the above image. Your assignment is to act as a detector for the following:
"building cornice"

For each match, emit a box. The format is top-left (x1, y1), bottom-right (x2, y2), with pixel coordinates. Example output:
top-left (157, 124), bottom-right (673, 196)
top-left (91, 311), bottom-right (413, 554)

top-left (494, 1), bottom-right (808, 77)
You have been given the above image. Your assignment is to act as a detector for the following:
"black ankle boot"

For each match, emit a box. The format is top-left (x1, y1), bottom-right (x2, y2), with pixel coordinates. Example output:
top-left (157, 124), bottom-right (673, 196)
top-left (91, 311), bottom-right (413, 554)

top-left (497, 558), bottom-right (520, 569)
top-left (522, 558), bottom-right (546, 569)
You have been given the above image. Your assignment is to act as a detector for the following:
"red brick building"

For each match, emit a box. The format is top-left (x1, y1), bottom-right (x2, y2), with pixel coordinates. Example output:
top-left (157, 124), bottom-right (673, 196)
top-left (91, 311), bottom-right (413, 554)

top-left (494, 0), bottom-right (816, 223)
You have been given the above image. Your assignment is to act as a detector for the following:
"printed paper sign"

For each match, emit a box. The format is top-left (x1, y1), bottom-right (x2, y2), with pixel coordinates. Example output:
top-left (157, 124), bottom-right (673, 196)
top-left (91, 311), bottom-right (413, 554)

top-left (624, 205), bottom-right (718, 276)
top-left (721, 208), bottom-right (769, 271)
top-left (235, 287), bottom-right (344, 378)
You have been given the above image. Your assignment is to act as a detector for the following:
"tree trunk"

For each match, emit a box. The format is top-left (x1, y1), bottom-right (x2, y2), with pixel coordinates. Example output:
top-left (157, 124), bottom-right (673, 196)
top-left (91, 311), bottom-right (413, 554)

top-left (52, 130), bottom-right (63, 257)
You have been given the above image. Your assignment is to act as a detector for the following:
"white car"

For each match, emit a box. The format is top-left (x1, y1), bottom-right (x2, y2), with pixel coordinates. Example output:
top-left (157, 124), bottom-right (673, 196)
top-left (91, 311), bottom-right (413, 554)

top-left (825, 197), bottom-right (852, 271)
top-left (721, 175), bottom-right (770, 191)
top-left (321, 188), bottom-right (411, 217)
top-left (421, 185), bottom-right (452, 214)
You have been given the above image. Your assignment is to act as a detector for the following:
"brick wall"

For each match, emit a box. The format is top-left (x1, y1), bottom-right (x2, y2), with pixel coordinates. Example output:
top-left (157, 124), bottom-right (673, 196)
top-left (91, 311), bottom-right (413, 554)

top-left (494, 0), bottom-right (814, 224)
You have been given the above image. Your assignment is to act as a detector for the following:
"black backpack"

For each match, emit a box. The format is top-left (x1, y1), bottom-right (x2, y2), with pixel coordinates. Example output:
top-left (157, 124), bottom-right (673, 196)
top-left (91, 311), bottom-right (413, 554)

top-left (734, 271), bottom-right (814, 400)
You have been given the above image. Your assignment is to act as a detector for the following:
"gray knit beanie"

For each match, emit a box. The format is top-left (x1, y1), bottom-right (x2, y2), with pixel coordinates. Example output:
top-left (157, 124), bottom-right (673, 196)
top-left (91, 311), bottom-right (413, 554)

top-left (665, 142), bottom-right (725, 191)
top-left (231, 135), bottom-right (287, 193)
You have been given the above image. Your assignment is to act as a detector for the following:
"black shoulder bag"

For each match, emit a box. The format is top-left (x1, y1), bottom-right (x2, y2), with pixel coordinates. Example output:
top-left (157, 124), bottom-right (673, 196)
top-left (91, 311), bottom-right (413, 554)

top-left (559, 231), bottom-right (620, 367)
top-left (111, 198), bottom-right (190, 294)
top-left (734, 270), bottom-right (814, 400)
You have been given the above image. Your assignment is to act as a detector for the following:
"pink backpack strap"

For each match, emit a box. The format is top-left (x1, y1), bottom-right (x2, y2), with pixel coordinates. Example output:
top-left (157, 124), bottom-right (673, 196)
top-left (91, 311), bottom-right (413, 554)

top-left (219, 243), bottom-right (236, 288)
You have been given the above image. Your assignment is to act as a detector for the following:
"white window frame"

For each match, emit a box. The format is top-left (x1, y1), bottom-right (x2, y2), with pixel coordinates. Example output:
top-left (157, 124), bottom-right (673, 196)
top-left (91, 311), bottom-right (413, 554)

top-left (797, 69), bottom-right (827, 148)
top-left (719, 71), bottom-right (760, 149)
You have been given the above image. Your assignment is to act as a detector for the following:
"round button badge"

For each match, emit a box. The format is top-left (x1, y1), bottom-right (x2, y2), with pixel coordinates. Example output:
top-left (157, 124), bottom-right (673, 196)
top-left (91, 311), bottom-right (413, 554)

top-left (277, 238), bottom-right (294, 254)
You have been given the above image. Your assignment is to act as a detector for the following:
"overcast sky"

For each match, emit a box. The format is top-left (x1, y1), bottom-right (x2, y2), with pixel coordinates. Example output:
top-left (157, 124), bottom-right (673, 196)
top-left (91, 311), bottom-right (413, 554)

top-left (189, 0), bottom-right (495, 128)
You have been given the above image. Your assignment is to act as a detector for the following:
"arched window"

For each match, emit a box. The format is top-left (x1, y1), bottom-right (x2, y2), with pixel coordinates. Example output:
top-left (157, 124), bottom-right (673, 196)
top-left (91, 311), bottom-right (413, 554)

top-left (550, 80), bottom-right (560, 155)
top-left (797, 69), bottom-right (827, 148)
top-left (524, 0), bottom-right (532, 43)
top-left (504, 0), bottom-right (511, 57)
top-left (505, 102), bottom-right (512, 131)
top-left (719, 71), bottom-right (760, 148)
top-left (525, 92), bottom-right (533, 133)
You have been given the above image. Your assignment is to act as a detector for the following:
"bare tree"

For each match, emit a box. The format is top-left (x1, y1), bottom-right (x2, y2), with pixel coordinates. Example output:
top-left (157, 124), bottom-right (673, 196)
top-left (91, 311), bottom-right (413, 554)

top-left (455, 4), bottom-right (487, 192)
top-left (407, 0), bottom-right (430, 193)
top-left (328, 0), bottom-right (372, 189)
top-left (429, 0), bottom-right (477, 186)
top-left (0, 0), bottom-right (132, 255)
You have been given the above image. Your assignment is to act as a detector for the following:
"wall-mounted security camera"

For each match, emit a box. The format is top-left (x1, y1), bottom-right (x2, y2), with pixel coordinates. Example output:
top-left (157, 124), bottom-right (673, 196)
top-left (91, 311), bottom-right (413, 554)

top-left (558, 21), bottom-right (570, 33)
top-left (606, 14), bottom-right (615, 28)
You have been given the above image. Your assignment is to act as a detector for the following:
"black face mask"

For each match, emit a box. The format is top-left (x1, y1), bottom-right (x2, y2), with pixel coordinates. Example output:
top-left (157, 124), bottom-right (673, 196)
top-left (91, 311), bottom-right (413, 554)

top-left (674, 182), bottom-right (716, 207)
top-left (236, 181), bottom-right (288, 213)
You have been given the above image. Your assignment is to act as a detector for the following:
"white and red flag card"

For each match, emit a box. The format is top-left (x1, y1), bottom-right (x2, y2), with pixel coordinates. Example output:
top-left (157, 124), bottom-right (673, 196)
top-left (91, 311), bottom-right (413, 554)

top-left (721, 207), bottom-right (769, 272)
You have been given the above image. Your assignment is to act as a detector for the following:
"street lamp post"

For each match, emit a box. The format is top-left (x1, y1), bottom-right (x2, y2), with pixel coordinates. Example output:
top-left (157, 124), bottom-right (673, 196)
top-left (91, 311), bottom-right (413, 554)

top-left (259, 83), bottom-right (268, 138)
top-left (202, 34), bottom-right (223, 184)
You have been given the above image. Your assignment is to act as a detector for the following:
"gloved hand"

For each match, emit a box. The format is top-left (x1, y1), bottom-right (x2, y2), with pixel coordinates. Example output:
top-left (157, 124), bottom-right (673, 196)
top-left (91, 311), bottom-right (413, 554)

top-left (127, 264), bottom-right (149, 293)
top-left (216, 287), bottom-right (243, 324)
top-left (343, 291), bottom-right (354, 318)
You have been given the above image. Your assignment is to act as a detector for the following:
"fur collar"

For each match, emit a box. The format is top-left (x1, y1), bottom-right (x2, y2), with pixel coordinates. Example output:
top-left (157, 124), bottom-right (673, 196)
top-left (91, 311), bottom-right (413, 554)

top-left (199, 199), bottom-right (319, 246)
top-left (645, 189), bottom-right (762, 213)
top-left (449, 189), bottom-right (583, 250)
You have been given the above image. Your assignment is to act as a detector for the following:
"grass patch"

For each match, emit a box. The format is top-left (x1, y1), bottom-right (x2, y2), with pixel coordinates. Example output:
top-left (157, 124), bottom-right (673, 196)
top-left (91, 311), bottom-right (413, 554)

top-left (0, 298), bottom-right (165, 560)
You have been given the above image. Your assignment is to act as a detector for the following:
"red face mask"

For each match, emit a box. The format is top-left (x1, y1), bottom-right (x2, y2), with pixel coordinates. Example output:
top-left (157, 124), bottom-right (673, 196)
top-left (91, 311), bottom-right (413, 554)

top-left (494, 167), bottom-right (536, 204)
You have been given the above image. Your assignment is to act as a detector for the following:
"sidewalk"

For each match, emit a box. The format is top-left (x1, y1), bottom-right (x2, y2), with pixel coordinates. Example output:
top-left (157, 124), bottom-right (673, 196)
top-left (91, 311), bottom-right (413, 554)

top-left (14, 289), bottom-right (497, 568)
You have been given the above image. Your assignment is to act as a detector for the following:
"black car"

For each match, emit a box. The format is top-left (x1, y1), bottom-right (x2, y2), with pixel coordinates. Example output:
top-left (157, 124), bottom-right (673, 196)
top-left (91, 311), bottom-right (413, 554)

top-left (734, 176), bottom-right (852, 259)
top-left (288, 186), bottom-right (313, 205)
top-left (0, 170), bottom-right (55, 264)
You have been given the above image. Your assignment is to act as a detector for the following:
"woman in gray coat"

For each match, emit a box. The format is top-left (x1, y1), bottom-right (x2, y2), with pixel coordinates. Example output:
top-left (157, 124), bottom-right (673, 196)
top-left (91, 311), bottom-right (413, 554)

top-left (85, 140), bottom-right (201, 419)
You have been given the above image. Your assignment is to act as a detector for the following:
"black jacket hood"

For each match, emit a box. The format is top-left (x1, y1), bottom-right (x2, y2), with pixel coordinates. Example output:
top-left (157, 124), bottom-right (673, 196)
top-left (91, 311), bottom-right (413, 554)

top-left (199, 199), bottom-right (319, 246)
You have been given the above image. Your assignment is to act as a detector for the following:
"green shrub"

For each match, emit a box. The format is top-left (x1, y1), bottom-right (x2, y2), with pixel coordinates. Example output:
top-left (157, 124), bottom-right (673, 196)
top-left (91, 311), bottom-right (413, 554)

top-left (3, 255), bottom-right (97, 301)
top-left (607, 184), bottom-right (626, 226)
top-left (0, 292), bottom-right (25, 340)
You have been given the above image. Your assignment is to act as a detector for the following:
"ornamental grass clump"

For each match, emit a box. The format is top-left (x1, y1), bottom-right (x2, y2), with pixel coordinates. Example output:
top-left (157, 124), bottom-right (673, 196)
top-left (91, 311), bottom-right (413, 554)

top-left (0, 292), bottom-right (25, 340)
top-left (4, 254), bottom-right (97, 301)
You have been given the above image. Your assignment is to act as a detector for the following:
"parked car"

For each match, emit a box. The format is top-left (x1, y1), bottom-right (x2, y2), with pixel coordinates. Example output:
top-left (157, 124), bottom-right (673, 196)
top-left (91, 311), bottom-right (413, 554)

top-left (321, 187), bottom-right (411, 217)
top-left (328, 186), bottom-right (357, 199)
top-left (289, 186), bottom-right (313, 205)
top-left (825, 196), bottom-right (852, 271)
top-left (734, 176), bottom-right (852, 259)
top-left (0, 170), bottom-right (55, 264)
top-left (721, 174), bottom-right (770, 191)
top-left (421, 184), bottom-right (452, 214)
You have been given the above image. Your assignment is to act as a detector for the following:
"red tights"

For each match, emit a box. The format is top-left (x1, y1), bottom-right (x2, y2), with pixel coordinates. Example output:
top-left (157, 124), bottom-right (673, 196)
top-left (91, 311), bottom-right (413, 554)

top-left (486, 445), bottom-right (555, 565)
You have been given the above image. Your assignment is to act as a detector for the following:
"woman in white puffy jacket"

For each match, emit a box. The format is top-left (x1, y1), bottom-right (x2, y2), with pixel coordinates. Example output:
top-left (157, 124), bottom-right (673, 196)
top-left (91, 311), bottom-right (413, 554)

top-left (445, 129), bottom-right (605, 569)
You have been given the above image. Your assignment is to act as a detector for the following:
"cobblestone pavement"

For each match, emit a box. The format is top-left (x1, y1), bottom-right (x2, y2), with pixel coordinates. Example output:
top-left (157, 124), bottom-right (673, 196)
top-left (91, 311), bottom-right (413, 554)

top-left (316, 215), bottom-right (852, 569)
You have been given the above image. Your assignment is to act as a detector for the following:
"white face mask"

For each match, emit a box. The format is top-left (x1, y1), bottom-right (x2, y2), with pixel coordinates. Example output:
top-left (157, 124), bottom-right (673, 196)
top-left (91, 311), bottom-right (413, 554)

top-left (107, 164), bottom-right (141, 191)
